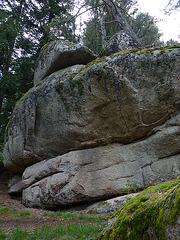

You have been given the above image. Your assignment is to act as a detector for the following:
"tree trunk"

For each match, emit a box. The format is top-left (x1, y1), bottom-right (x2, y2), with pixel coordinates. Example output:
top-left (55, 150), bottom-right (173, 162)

top-left (100, 0), bottom-right (144, 55)
top-left (94, 1), bottom-right (100, 53)
top-left (102, 0), bottom-right (143, 45)
top-left (0, 97), bottom-right (3, 113)
top-left (99, 5), bottom-right (107, 47)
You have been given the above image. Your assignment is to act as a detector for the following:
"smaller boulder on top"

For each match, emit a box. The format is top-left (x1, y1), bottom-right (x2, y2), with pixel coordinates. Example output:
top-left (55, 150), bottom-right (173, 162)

top-left (34, 40), bottom-right (97, 85)
top-left (100, 31), bottom-right (144, 56)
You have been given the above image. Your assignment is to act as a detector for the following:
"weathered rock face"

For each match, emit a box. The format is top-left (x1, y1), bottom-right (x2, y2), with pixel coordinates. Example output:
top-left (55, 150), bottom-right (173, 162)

top-left (85, 193), bottom-right (139, 214)
top-left (99, 177), bottom-right (180, 240)
top-left (34, 40), bottom-right (97, 85)
top-left (4, 46), bottom-right (180, 175)
top-left (22, 115), bottom-right (180, 208)
top-left (3, 44), bottom-right (180, 208)
top-left (4, 64), bottom-right (85, 173)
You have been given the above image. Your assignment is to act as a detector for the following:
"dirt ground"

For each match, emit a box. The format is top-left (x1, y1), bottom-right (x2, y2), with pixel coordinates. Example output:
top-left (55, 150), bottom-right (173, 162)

top-left (0, 165), bottom-right (108, 233)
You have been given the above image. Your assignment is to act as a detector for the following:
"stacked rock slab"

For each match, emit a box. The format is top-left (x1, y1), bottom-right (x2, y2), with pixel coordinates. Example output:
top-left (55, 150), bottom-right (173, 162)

top-left (3, 42), bottom-right (180, 209)
top-left (34, 40), bottom-right (97, 85)
top-left (22, 117), bottom-right (180, 208)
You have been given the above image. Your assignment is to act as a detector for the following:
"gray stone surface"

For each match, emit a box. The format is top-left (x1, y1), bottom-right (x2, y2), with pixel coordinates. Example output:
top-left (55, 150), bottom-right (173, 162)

top-left (22, 116), bottom-right (180, 208)
top-left (8, 174), bottom-right (23, 196)
top-left (4, 64), bottom-right (85, 172)
top-left (85, 193), bottom-right (139, 213)
top-left (34, 40), bottom-right (97, 85)
top-left (4, 47), bottom-right (180, 174)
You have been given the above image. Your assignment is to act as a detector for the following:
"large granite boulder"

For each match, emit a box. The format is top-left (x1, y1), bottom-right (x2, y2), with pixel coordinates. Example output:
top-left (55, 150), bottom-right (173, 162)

top-left (4, 64), bottom-right (86, 173)
top-left (22, 115), bottom-right (180, 208)
top-left (99, 177), bottom-right (180, 240)
top-left (3, 44), bottom-right (180, 208)
top-left (34, 40), bottom-right (97, 85)
top-left (4, 46), bottom-right (180, 175)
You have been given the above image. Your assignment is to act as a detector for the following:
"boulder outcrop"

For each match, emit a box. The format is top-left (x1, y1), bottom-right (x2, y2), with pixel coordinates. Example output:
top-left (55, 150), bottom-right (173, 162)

top-left (8, 174), bottom-right (23, 196)
top-left (99, 176), bottom-right (180, 240)
top-left (22, 116), bottom-right (180, 208)
top-left (3, 43), bottom-right (180, 209)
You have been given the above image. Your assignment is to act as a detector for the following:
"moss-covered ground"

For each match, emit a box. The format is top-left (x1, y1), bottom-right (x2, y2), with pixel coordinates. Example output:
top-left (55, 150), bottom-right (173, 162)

top-left (99, 176), bottom-right (180, 240)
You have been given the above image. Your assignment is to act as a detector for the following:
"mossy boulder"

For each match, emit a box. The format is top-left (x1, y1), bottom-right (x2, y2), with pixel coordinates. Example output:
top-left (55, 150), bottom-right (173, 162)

top-left (3, 46), bottom-right (180, 175)
top-left (99, 176), bottom-right (180, 240)
top-left (3, 46), bottom-right (180, 208)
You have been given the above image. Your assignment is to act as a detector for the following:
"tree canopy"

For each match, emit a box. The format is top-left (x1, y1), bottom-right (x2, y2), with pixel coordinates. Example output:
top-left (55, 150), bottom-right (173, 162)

top-left (83, 1), bottom-right (162, 53)
top-left (165, 0), bottom-right (180, 13)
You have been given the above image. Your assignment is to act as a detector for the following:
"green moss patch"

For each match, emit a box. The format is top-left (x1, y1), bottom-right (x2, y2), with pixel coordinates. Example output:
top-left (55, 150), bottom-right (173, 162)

top-left (99, 176), bottom-right (180, 240)
top-left (5, 85), bottom-right (34, 135)
top-left (40, 40), bottom-right (76, 53)
top-left (111, 45), bottom-right (180, 58)
top-left (35, 80), bottom-right (43, 87)
top-left (40, 41), bottom-right (57, 52)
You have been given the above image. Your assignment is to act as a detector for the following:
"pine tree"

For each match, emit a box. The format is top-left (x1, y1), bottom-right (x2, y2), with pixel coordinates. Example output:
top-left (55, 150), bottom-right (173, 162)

top-left (0, 0), bottom-right (76, 146)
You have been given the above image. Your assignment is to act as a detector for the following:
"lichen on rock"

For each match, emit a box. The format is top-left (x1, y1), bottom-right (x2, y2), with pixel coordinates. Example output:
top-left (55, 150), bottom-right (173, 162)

top-left (99, 31), bottom-right (144, 56)
top-left (3, 47), bottom-right (180, 173)
top-left (99, 176), bottom-right (180, 240)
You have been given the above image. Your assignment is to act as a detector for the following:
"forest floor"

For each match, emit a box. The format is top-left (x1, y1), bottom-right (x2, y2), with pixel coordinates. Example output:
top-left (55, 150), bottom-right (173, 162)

top-left (0, 165), bottom-right (109, 239)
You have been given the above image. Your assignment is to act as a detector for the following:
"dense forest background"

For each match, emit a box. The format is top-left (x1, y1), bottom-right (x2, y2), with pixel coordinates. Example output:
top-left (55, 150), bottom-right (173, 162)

top-left (0, 0), bottom-right (179, 158)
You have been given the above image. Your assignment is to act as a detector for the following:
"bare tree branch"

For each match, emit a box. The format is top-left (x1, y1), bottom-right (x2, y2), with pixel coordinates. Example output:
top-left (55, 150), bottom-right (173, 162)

top-left (72, 3), bottom-right (104, 22)
top-left (105, 19), bottom-right (122, 24)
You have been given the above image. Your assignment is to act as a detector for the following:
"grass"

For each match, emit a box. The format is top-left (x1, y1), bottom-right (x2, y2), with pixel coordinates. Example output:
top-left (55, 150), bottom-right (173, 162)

top-left (0, 231), bottom-right (6, 240)
top-left (43, 211), bottom-right (107, 222)
top-left (0, 204), bottom-right (108, 239)
top-left (30, 224), bottom-right (103, 240)
top-left (0, 222), bottom-right (105, 240)
top-left (5, 228), bottom-right (28, 240)
top-left (19, 211), bottom-right (31, 216)
top-left (0, 206), bottom-right (30, 219)
top-left (43, 211), bottom-right (85, 219)
top-left (0, 207), bottom-right (10, 215)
